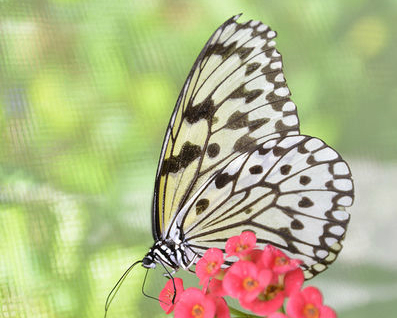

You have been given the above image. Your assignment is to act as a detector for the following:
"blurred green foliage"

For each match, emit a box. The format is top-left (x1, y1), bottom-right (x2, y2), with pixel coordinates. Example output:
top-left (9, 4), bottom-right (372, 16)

top-left (0, 0), bottom-right (396, 317)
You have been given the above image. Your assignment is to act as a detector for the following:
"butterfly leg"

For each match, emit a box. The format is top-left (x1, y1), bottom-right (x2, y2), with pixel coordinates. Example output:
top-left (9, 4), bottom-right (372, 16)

top-left (181, 252), bottom-right (198, 271)
top-left (163, 269), bottom-right (177, 278)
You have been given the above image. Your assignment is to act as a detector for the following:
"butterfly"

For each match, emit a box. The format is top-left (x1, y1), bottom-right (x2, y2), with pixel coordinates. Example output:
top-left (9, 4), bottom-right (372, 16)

top-left (140, 14), bottom-right (354, 281)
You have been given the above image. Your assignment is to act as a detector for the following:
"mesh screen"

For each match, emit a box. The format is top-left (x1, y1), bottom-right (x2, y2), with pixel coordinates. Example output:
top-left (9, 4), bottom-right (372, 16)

top-left (1, 1), bottom-right (396, 317)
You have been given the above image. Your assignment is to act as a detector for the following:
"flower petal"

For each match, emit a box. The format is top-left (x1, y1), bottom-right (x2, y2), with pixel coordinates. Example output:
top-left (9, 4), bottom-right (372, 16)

top-left (269, 313), bottom-right (289, 318)
top-left (302, 286), bottom-right (323, 307)
top-left (284, 268), bottom-right (304, 296)
top-left (174, 288), bottom-right (216, 318)
top-left (320, 305), bottom-right (337, 318)
top-left (243, 292), bottom-right (285, 316)
top-left (196, 248), bottom-right (224, 286)
top-left (225, 231), bottom-right (256, 258)
top-left (159, 278), bottom-right (184, 314)
top-left (223, 261), bottom-right (263, 301)
top-left (212, 296), bottom-right (230, 318)
top-left (286, 291), bottom-right (306, 318)
top-left (208, 278), bottom-right (226, 297)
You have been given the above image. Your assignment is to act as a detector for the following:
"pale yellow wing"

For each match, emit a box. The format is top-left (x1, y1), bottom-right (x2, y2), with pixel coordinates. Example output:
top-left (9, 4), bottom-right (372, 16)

top-left (152, 15), bottom-right (300, 239)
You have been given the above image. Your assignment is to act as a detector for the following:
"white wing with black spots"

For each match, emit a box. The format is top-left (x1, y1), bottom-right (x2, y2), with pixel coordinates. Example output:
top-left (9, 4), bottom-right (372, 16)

top-left (144, 15), bottom-right (354, 280)
top-left (175, 135), bottom-right (353, 278)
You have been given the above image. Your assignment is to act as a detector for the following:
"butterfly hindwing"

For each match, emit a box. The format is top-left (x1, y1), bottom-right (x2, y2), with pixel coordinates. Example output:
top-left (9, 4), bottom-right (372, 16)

top-left (153, 15), bottom-right (300, 239)
top-left (177, 135), bottom-right (353, 278)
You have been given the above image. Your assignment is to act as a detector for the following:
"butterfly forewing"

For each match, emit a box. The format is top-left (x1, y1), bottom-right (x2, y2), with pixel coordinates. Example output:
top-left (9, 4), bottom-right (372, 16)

top-left (178, 136), bottom-right (353, 278)
top-left (153, 15), bottom-right (300, 239)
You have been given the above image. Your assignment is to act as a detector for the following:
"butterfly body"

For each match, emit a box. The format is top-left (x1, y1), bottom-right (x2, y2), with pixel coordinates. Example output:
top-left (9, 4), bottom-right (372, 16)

top-left (143, 233), bottom-right (196, 270)
top-left (143, 14), bottom-right (354, 279)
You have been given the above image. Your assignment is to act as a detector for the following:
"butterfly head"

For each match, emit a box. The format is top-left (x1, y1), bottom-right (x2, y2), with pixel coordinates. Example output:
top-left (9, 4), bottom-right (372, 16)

top-left (142, 240), bottom-right (181, 270)
top-left (142, 253), bottom-right (156, 269)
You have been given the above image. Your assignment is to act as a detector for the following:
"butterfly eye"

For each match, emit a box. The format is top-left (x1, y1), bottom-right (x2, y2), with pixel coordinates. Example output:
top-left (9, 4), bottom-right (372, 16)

top-left (142, 256), bottom-right (154, 267)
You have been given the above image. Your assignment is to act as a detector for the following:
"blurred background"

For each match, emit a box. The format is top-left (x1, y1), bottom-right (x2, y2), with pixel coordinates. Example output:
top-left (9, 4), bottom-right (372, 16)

top-left (1, 0), bottom-right (396, 317)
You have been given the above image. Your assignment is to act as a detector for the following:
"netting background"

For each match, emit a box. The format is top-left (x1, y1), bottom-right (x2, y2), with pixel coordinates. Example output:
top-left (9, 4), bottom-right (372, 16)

top-left (1, 0), bottom-right (396, 317)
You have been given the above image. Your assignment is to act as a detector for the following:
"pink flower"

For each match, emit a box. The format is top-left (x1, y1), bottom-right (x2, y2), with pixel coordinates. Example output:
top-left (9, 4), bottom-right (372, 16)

top-left (174, 287), bottom-right (216, 318)
top-left (208, 278), bottom-right (226, 297)
top-left (287, 286), bottom-right (336, 318)
top-left (283, 268), bottom-right (305, 296)
top-left (158, 232), bottom-right (338, 318)
top-left (225, 231), bottom-right (256, 259)
top-left (159, 278), bottom-right (184, 314)
top-left (241, 268), bottom-right (304, 316)
top-left (212, 296), bottom-right (230, 318)
top-left (196, 248), bottom-right (224, 286)
top-left (269, 313), bottom-right (289, 318)
top-left (261, 245), bottom-right (302, 274)
top-left (240, 281), bottom-right (284, 315)
top-left (223, 261), bottom-right (272, 303)
top-left (247, 249), bottom-right (263, 263)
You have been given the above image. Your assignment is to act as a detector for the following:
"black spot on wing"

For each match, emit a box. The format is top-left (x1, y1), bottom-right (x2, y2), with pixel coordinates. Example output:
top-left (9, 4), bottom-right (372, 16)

top-left (297, 143), bottom-right (309, 154)
top-left (210, 41), bottom-right (237, 60)
top-left (298, 197), bottom-right (314, 208)
top-left (215, 172), bottom-right (235, 189)
top-left (248, 118), bottom-right (269, 131)
top-left (249, 165), bottom-right (263, 174)
top-left (161, 141), bottom-right (201, 175)
top-left (179, 142), bottom-right (201, 168)
top-left (185, 97), bottom-right (215, 124)
top-left (236, 46), bottom-right (254, 59)
top-left (258, 147), bottom-right (271, 156)
top-left (244, 208), bottom-right (253, 214)
top-left (196, 198), bottom-right (210, 215)
top-left (280, 164), bottom-right (292, 175)
top-left (229, 85), bottom-right (264, 104)
top-left (299, 175), bottom-right (311, 185)
top-left (306, 155), bottom-right (316, 165)
top-left (291, 219), bottom-right (304, 230)
top-left (161, 157), bottom-right (179, 175)
top-left (233, 135), bottom-right (256, 152)
top-left (325, 180), bottom-right (333, 190)
top-left (275, 118), bottom-right (295, 132)
top-left (265, 71), bottom-right (283, 84)
top-left (225, 111), bottom-right (269, 131)
top-left (270, 99), bottom-right (286, 112)
top-left (245, 62), bottom-right (261, 76)
top-left (272, 146), bottom-right (288, 157)
top-left (207, 143), bottom-right (220, 158)
top-left (225, 111), bottom-right (248, 130)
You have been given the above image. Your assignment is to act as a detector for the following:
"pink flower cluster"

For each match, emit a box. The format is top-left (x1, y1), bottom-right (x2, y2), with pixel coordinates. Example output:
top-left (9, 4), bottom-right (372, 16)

top-left (159, 232), bottom-right (336, 318)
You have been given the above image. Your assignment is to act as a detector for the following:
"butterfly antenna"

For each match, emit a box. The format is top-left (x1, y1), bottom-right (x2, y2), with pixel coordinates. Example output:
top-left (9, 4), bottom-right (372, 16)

top-left (158, 259), bottom-right (177, 304)
top-left (104, 260), bottom-right (142, 318)
top-left (141, 268), bottom-right (167, 303)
